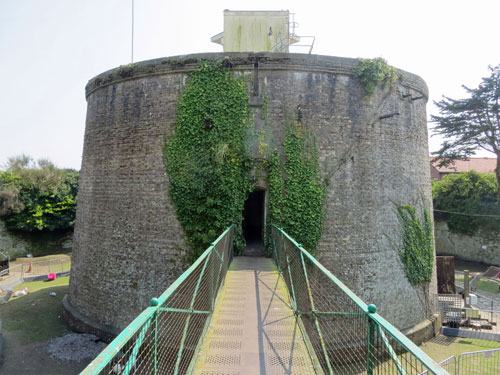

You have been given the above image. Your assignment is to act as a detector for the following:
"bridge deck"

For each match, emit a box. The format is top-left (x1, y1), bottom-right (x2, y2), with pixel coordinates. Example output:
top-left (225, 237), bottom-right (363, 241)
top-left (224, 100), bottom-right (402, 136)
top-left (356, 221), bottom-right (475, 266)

top-left (191, 256), bottom-right (319, 375)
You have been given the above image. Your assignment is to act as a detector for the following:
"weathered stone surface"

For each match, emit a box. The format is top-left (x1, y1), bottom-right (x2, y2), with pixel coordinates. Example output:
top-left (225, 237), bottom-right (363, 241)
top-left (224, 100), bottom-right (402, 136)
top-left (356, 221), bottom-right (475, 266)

top-left (436, 256), bottom-right (456, 294)
top-left (435, 220), bottom-right (500, 266)
top-left (68, 53), bottom-right (436, 335)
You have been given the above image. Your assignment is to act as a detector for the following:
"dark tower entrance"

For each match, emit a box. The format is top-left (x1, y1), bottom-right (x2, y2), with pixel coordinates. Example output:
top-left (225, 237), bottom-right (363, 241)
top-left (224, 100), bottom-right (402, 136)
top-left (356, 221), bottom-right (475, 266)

top-left (243, 190), bottom-right (265, 256)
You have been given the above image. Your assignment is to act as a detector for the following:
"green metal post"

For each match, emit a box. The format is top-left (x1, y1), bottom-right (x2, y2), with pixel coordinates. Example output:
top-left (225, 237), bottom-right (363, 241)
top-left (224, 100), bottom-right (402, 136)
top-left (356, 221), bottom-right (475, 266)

top-left (377, 325), bottom-right (406, 375)
top-left (151, 298), bottom-right (159, 375)
top-left (212, 244), bottom-right (225, 311)
top-left (122, 316), bottom-right (154, 375)
top-left (464, 270), bottom-right (470, 307)
top-left (299, 250), bottom-right (334, 375)
top-left (367, 304), bottom-right (377, 375)
top-left (173, 250), bottom-right (212, 375)
top-left (285, 253), bottom-right (298, 313)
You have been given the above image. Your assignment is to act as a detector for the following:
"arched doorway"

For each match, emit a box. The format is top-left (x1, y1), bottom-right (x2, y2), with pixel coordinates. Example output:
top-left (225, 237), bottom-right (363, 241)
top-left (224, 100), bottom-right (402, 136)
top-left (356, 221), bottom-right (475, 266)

top-left (243, 189), bottom-right (265, 256)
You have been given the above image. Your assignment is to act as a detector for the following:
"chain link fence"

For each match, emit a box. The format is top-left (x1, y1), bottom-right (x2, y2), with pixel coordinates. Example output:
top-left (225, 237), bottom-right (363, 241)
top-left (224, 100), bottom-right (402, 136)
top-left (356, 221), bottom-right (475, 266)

top-left (272, 225), bottom-right (449, 375)
top-left (81, 225), bottom-right (234, 375)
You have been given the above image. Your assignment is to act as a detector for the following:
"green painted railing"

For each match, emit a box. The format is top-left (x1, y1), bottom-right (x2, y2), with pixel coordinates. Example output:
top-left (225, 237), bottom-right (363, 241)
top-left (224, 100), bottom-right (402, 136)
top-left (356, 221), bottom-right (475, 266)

top-left (80, 225), bottom-right (234, 375)
top-left (81, 224), bottom-right (450, 374)
top-left (271, 225), bottom-right (449, 375)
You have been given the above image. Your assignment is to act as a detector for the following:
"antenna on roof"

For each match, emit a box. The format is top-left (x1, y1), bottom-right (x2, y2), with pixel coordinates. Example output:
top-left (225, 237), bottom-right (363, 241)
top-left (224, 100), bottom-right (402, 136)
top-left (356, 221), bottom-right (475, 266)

top-left (131, 0), bottom-right (134, 63)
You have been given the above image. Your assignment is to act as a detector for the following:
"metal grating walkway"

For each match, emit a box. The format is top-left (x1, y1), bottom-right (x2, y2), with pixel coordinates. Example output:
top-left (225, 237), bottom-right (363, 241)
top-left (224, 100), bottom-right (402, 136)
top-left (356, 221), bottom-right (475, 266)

top-left (190, 256), bottom-right (321, 375)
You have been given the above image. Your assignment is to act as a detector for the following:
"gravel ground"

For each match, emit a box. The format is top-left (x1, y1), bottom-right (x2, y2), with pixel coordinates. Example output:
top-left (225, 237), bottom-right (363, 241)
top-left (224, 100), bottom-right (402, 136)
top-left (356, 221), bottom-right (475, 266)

top-left (48, 333), bottom-right (107, 362)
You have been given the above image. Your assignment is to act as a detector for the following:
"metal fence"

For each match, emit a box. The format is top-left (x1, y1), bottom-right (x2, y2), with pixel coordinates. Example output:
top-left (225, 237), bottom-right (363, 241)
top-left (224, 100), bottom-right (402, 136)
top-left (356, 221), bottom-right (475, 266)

top-left (81, 225), bottom-right (234, 375)
top-left (457, 348), bottom-right (500, 375)
top-left (271, 225), bottom-right (449, 375)
top-left (437, 356), bottom-right (456, 375)
top-left (421, 349), bottom-right (500, 375)
top-left (0, 257), bottom-right (71, 287)
top-left (435, 294), bottom-right (500, 340)
top-left (419, 356), bottom-right (456, 375)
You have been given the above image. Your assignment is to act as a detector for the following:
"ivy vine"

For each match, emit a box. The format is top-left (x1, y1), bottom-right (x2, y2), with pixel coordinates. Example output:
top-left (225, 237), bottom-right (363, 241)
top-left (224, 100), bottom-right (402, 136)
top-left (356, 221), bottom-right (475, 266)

top-left (164, 61), bottom-right (253, 259)
top-left (267, 118), bottom-right (327, 254)
top-left (396, 204), bottom-right (434, 285)
top-left (356, 57), bottom-right (397, 96)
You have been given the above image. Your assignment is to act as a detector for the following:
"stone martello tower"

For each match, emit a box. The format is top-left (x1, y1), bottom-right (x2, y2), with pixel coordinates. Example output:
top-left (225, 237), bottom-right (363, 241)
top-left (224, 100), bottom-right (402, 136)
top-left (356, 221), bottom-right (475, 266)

top-left (64, 11), bottom-right (436, 340)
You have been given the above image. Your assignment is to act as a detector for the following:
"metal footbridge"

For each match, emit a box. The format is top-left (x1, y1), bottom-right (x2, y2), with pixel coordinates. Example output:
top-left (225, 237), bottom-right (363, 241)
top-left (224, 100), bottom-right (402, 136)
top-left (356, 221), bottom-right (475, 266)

top-left (81, 225), bottom-right (449, 375)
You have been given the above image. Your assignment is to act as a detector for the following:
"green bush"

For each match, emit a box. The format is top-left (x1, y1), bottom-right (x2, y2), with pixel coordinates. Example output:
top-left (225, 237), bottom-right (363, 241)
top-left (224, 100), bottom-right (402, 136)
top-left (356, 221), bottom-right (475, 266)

top-left (0, 156), bottom-right (79, 231)
top-left (432, 171), bottom-right (500, 234)
top-left (356, 57), bottom-right (397, 96)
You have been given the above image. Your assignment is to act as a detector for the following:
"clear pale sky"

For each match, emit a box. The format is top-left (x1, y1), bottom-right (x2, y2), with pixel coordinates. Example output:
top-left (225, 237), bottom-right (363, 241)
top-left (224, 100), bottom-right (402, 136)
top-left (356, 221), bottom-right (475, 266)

top-left (1, 0), bottom-right (499, 170)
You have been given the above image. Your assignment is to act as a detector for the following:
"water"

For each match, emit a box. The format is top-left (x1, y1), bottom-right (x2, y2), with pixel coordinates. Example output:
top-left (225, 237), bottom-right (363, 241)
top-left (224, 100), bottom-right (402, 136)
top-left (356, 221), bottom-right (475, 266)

top-left (0, 219), bottom-right (72, 259)
top-left (454, 258), bottom-right (491, 273)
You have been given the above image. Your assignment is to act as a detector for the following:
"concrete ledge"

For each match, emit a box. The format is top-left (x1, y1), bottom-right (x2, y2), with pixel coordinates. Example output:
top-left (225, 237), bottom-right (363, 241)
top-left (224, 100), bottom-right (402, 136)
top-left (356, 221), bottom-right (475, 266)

top-left (403, 314), bottom-right (442, 346)
top-left (85, 52), bottom-right (429, 99)
top-left (62, 295), bottom-right (120, 343)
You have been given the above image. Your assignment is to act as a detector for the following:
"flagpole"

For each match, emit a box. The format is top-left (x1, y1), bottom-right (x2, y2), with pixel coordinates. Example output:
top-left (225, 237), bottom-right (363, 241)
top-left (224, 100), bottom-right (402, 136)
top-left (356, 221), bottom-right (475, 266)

top-left (131, 0), bottom-right (134, 63)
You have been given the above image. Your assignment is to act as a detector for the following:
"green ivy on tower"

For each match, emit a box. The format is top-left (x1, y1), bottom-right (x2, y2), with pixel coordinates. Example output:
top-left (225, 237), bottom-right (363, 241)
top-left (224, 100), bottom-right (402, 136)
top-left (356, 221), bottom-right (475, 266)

top-left (396, 204), bottom-right (434, 285)
top-left (267, 117), bottom-right (327, 254)
top-left (164, 61), bottom-right (253, 259)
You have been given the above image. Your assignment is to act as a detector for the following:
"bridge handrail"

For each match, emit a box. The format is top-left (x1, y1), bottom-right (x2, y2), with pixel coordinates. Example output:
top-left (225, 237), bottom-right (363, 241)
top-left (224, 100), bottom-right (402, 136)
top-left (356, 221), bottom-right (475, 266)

top-left (80, 225), bottom-right (235, 375)
top-left (272, 225), bottom-right (449, 375)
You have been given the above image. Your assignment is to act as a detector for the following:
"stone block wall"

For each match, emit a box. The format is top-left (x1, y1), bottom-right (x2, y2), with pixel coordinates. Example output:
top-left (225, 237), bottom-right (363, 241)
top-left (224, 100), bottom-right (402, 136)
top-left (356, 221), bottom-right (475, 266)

top-left (435, 220), bottom-right (500, 266)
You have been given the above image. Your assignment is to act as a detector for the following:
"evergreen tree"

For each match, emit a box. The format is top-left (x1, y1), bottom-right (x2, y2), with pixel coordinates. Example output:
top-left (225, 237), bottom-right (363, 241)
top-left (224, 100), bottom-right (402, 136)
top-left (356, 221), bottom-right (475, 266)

top-left (431, 65), bottom-right (500, 199)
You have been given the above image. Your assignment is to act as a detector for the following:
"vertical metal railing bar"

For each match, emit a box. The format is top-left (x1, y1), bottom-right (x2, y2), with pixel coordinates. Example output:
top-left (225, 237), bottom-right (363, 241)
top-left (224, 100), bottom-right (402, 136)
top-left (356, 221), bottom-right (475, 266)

top-left (122, 315), bottom-right (153, 375)
top-left (173, 250), bottom-right (212, 375)
top-left (377, 324), bottom-right (406, 375)
top-left (212, 243), bottom-right (225, 311)
top-left (285, 253), bottom-right (299, 313)
top-left (80, 305), bottom-right (158, 374)
top-left (210, 247), bottom-right (215, 314)
top-left (367, 310), bottom-right (376, 375)
top-left (153, 313), bottom-right (158, 375)
top-left (299, 249), bottom-right (334, 375)
top-left (372, 314), bottom-right (447, 374)
top-left (272, 233), bottom-right (278, 271)
top-left (184, 311), bottom-right (213, 375)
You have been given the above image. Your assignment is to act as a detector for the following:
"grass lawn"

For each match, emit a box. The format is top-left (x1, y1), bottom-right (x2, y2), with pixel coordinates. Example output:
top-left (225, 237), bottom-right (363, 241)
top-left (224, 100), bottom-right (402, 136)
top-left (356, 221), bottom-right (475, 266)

top-left (421, 335), bottom-right (500, 362)
top-left (420, 336), bottom-right (500, 375)
top-left (10, 253), bottom-right (71, 266)
top-left (0, 276), bottom-right (71, 343)
top-left (456, 275), bottom-right (500, 294)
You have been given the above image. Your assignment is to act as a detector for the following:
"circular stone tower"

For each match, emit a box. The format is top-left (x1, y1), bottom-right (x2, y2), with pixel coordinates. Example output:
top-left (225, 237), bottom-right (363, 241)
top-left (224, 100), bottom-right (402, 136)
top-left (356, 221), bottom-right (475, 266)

top-left (64, 53), bottom-right (436, 338)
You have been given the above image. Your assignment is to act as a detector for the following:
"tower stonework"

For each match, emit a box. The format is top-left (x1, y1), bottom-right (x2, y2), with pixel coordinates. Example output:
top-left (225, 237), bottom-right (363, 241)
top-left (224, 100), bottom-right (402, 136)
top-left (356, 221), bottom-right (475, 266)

top-left (64, 53), bottom-right (436, 338)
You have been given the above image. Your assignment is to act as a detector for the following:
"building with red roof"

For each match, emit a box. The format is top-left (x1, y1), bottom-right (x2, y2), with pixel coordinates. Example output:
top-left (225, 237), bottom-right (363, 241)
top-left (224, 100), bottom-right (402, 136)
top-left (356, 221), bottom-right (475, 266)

top-left (430, 157), bottom-right (497, 180)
